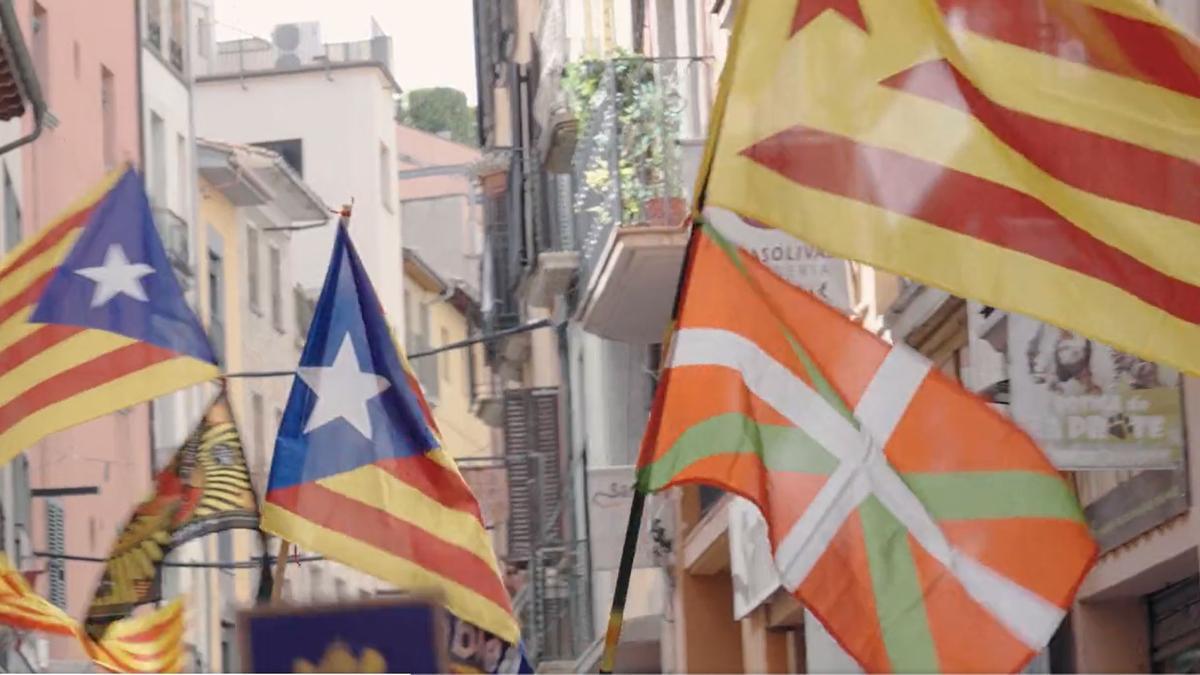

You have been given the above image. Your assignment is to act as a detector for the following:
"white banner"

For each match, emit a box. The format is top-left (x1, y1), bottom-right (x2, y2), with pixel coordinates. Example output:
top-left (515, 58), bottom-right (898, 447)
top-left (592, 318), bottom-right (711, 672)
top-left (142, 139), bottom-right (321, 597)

top-left (1008, 315), bottom-right (1184, 469)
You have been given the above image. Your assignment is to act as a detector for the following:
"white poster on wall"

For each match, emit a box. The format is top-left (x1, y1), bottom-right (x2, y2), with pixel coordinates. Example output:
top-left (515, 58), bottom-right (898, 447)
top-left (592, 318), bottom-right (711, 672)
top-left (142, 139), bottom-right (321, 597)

top-left (705, 206), bottom-right (852, 313)
top-left (728, 496), bottom-right (781, 620)
top-left (1007, 314), bottom-right (1184, 469)
top-left (587, 465), bottom-right (658, 571)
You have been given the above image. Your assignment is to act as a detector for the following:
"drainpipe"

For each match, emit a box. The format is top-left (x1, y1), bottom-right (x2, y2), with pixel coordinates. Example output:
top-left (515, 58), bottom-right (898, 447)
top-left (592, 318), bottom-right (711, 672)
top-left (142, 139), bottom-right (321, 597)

top-left (0, 0), bottom-right (46, 157)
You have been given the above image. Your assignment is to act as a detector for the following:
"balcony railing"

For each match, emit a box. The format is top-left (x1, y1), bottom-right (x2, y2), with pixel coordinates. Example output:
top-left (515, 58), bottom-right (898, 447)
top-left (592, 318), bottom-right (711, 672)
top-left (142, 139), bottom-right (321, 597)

top-left (152, 207), bottom-right (191, 286)
top-left (567, 57), bottom-right (696, 288)
top-left (210, 35), bottom-right (394, 78)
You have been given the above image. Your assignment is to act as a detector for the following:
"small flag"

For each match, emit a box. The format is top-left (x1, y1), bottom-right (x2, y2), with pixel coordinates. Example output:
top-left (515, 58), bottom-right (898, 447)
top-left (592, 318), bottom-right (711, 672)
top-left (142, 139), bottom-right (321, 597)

top-left (0, 166), bottom-right (217, 461)
top-left (0, 555), bottom-right (185, 673)
top-left (85, 599), bottom-right (187, 674)
top-left (636, 224), bottom-right (1096, 672)
top-left (263, 222), bottom-right (520, 645)
top-left (85, 394), bottom-right (259, 638)
top-left (700, 0), bottom-right (1200, 374)
top-left (0, 555), bottom-right (78, 637)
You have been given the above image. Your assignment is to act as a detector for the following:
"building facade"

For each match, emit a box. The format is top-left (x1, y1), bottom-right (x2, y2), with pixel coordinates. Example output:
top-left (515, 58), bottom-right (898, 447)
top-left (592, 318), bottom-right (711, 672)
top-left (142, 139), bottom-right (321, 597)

top-left (194, 22), bottom-right (405, 335)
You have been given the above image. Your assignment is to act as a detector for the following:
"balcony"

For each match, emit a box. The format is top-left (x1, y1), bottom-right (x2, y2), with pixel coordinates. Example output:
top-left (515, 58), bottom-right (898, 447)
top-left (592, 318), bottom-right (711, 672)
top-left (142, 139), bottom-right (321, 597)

top-left (152, 207), bottom-right (191, 288)
top-left (567, 58), bottom-right (701, 344)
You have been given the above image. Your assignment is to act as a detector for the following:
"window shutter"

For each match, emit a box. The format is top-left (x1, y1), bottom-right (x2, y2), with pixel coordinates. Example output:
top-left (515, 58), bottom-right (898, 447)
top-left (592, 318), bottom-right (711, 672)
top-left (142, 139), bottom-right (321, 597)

top-left (503, 388), bottom-right (562, 562)
top-left (46, 501), bottom-right (65, 608)
top-left (504, 390), bottom-right (537, 562)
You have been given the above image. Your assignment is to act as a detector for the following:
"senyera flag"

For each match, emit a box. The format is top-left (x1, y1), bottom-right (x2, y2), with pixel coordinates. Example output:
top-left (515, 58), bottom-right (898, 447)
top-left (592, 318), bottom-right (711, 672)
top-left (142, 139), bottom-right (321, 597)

top-left (701, 0), bottom-right (1200, 374)
top-left (637, 223), bottom-right (1097, 673)
top-left (0, 166), bottom-right (217, 462)
top-left (263, 220), bottom-right (527, 668)
top-left (0, 554), bottom-right (185, 673)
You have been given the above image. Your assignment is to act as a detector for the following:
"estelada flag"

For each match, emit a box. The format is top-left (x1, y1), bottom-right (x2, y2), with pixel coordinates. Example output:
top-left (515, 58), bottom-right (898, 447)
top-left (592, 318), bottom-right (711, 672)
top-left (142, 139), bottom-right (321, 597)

top-left (85, 393), bottom-right (260, 638)
top-left (700, 0), bottom-right (1200, 374)
top-left (0, 166), bottom-right (217, 461)
top-left (263, 222), bottom-right (520, 645)
top-left (637, 224), bottom-right (1096, 673)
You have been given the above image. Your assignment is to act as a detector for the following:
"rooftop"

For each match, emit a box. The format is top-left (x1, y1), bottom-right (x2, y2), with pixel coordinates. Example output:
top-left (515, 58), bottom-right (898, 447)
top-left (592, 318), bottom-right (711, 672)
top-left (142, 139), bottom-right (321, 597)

top-left (199, 21), bottom-right (400, 93)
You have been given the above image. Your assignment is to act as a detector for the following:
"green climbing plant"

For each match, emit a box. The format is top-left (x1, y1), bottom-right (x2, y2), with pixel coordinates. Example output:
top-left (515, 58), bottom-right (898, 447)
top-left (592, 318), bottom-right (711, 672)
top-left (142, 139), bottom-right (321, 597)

top-left (563, 52), bottom-right (684, 233)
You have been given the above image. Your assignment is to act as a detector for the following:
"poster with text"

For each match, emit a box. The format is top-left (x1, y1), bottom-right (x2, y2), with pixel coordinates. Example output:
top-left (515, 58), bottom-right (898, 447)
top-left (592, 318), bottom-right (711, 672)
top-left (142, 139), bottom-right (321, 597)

top-left (1008, 314), bottom-right (1184, 470)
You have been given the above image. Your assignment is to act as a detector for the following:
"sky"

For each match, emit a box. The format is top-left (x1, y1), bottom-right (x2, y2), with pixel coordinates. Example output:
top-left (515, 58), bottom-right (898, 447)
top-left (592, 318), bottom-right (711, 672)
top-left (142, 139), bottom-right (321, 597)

top-left (212, 0), bottom-right (478, 103)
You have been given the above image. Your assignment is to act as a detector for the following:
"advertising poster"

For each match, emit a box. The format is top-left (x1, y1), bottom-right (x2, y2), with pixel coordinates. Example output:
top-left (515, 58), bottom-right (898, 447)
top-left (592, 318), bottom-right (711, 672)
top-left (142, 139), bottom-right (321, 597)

top-left (1008, 314), bottom-right (1184, 470)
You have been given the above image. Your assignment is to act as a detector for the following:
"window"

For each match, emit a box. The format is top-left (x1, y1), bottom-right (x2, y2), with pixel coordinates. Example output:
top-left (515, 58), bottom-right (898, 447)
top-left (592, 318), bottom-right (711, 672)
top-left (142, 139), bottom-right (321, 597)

top-left (3, 167), bottom-right (21, 252)
top-left (175, 133), bottom-right (187, 211)
top-left (146, 0), bottom-right (162, 51)
top-left (252, 139), bottom-right (303, 177)
top-left (149, 112), bottom-right (166, 206)
top-left (168, 0), bottom-right (185, 72)
top-left (208, 228), bottom-right (225, 365)
top-left (251, 393), bottom-right (264, 459)
top-left (269, 245), bottom-right (283, 332)
top-left (32, 4), bottom-right (48, 100)
top-left (439, 327), bottom-right (450, 383)
top-left (247, 225), bottom-right (260, 313)
top-left (46, 500), bottom-right (65, 608)
top-left (379, 142), bottom-right (392, 210)
top-left (101, 66), bottom-right (115, 169)
top-left (196, 8), bottom-right (211, 60)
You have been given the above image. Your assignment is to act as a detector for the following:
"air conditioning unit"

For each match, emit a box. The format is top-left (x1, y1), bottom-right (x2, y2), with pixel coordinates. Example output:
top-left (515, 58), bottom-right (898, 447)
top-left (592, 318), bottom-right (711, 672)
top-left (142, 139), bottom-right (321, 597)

top-left (271, 22), bottom-right (322, 69)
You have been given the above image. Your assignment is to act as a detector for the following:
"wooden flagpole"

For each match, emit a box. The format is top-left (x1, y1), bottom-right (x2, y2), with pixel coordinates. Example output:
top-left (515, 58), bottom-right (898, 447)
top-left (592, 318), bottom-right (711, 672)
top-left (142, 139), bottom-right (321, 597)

top-left (270, 539), bottom-right (290, 602)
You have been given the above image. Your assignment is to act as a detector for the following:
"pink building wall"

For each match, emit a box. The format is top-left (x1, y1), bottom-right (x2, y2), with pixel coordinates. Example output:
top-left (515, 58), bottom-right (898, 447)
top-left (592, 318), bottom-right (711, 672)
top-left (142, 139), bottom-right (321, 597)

top-left (13, 0), bottom-right (144, 658)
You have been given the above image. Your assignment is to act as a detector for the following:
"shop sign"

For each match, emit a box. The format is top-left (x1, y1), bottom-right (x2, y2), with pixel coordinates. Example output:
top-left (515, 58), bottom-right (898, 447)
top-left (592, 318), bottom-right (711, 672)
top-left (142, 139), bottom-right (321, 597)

top-left (706, 206), bottom-right (852, 313)
top-left (587, 465), bottom-right (657, 571)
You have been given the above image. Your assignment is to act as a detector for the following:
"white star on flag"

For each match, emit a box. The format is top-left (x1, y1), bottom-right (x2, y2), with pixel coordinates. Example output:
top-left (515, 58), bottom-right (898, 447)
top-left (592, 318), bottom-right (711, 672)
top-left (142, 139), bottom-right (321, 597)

top-left (73, 243), bottom-right (155, 308)
top-left (298, 334), bottom-right (390, 439)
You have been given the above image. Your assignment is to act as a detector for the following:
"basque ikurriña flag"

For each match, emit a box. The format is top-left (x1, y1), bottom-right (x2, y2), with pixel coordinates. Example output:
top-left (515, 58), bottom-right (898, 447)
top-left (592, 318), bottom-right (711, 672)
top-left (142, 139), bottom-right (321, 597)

top-left (263, 222), bottom-right (524, 655)
top-left (0, 166), bottom-right (217, 462)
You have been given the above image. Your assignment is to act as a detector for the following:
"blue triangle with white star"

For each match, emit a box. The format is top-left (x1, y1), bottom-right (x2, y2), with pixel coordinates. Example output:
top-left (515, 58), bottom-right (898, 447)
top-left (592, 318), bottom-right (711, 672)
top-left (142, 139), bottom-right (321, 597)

top-left (29, 168), bottom-right (216, 364)
top-left (268, 222), bottom-right (439, 491)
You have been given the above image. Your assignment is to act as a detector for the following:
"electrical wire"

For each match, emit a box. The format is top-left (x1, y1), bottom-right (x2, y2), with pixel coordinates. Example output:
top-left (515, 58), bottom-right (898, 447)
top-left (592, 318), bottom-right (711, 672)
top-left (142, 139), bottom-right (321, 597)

top-left (33, 551), bottom-right (324, 569)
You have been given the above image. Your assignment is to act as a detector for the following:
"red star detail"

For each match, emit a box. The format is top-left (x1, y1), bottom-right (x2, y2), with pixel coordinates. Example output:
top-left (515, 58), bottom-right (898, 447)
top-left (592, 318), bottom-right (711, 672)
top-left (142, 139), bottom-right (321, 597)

top-left (791, 0), bottom-right (869, 36)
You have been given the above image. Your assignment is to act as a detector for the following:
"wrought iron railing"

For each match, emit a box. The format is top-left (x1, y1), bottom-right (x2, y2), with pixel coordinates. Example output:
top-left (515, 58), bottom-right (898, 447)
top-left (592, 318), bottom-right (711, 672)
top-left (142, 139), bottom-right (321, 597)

top-left (568, 57), bottom-right (699, 287)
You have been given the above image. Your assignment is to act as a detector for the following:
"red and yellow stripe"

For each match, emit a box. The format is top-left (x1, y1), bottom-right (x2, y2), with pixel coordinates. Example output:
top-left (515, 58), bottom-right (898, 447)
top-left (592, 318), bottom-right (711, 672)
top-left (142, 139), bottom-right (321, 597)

top-left (0, 556), bottom-right (183, 673)
top-left (263, 331), bottom-right (519, 644)
top-left (703, 0), bottom-right (1200, 374)
top-left (85, 599), bottom-right (186, 673)
top-left (0, 168), bottom-right (217, 461)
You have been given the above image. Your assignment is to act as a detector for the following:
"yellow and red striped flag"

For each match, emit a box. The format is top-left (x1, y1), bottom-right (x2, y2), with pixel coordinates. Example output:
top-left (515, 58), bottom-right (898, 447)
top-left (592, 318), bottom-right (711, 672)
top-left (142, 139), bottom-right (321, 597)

top-left (0, 558), bottom-right (78, 637)
top-left (637, 225), bottom-right (1096, 672)
top-left (85, 600), bottom-right (186, 674)
top-left (0, 166), bottom-right (217, 461)
top-left (0, 555), bottom-right (184, 673)
top-left (701, 0), bottom-right (1200, 373)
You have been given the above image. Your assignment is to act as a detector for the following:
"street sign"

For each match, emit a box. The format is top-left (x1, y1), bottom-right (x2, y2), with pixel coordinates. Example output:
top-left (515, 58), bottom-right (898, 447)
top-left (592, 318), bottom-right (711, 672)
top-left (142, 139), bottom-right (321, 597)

top-left (237, 596), bottom-right (446, 673)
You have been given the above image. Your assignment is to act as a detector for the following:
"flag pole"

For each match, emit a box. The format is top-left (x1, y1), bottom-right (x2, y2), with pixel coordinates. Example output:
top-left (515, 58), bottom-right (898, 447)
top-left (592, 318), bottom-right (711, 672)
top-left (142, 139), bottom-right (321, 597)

top-left (598, 2), bottom-right (749, 669)
top-left (270, 539), bottom-right (290, 602)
